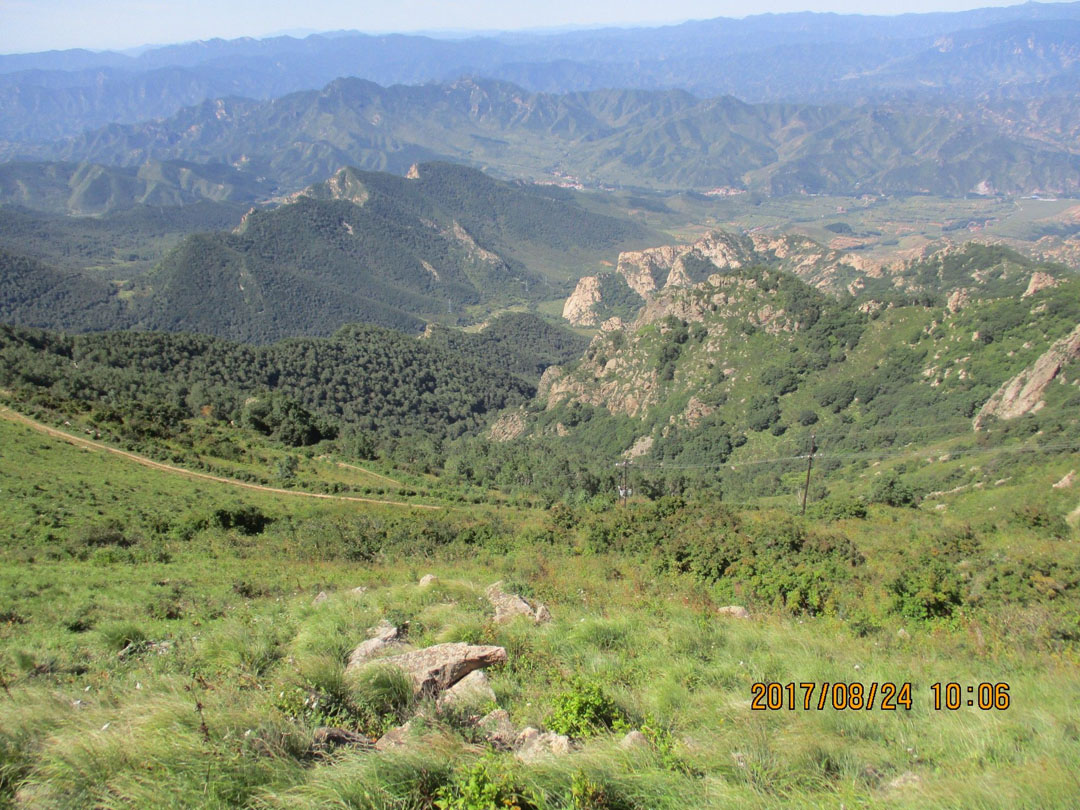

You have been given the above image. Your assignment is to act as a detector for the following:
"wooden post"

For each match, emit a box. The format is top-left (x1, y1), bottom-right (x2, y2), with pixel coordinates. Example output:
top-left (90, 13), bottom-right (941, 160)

top-left (801, 433), bottom-right (817, 516)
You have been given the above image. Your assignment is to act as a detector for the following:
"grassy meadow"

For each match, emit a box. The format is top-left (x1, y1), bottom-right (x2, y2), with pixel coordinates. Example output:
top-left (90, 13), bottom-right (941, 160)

top-left (1, 410), bottom-right (1079, 809)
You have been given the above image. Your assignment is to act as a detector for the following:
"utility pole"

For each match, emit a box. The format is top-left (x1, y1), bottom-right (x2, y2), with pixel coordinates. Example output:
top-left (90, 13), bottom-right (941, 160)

top-left (616, 460), bottom-right (631, 506)
top-left (801, 433), bottom-right (817, 516)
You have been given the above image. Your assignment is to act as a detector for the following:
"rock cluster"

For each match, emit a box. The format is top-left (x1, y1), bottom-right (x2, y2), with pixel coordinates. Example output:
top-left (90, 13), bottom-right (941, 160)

top-left (330, 581), bottom-right (592, 763)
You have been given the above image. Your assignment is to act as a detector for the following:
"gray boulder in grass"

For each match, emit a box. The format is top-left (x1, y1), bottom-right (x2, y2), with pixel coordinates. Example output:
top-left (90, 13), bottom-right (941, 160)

top-left (345, 621), bottom-right (409, 672)
top-left (378, 643), bottom-right (507, 697)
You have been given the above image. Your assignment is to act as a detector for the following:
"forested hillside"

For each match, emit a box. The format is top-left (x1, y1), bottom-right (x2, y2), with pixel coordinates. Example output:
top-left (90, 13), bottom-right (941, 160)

top-left (0, 163), bottom-right (653, 340)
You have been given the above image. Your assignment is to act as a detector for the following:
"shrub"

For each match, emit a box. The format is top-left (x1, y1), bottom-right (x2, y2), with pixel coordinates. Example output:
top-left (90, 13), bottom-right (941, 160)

top-left (889, 556), bottom-right (964, 620)
top-left (435, 756), bottom-right (540, 810)
top-left (548, 679), bottom-right (624, 738)
top-left (869, 471), bottom-right (920, 508)
top-left (212, 505), bottom-right (273, 535)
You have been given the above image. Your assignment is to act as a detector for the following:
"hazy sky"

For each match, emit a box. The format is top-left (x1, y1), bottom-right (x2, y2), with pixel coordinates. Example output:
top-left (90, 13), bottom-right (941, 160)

top-left (0, 0), bottom-right (1069, 53)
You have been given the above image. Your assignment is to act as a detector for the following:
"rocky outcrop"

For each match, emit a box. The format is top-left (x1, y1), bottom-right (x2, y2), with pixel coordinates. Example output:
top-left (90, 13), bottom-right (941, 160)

top-left (624, 435), bottom-right (654, 459)
top-left (486, 582), bottom-right (552, 624)
top-left (947, 288), bottom-right (970, 313)
top-left (563, 276), bottom-right (604, 326)
top-left (450, 221), bottom-right (502, 265)
top-left (377, 643), bottom-right (508, 698)
top-left (1053, 470), bottom-right (1076, 489)
top-left (489, 408), bottom-right (527, 442)
top-left (974, 324), bottom-right (1080, 429)
top-left (537, 365), bottom-right (564, 400)
top-left (616, 244), bottom-right (684, 298)
top-left (563, 229), bottom-right (862, 328)
top-left (1023, 271), bottom-right (1059, 298)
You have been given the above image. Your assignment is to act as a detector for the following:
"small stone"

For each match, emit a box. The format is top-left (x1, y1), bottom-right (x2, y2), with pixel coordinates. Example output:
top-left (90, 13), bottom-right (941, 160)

top-left (312, 591), bottom-right (329, 606)
top-left (514, 727), bottom-right (571, 762)
top-left (887, 771), bottom-right (922, 791)
top-left (619, 730), bottom-right (649, 750)
top-left (419, 574), bottom-right (438, 587)
top-left (486, 581), bottom-right (552, 624)
top-left (477, 709), bottom-right (517, 749)
top-left (351, 586), bottom-right (369, 595)
top-left (375, 721), bottom-right (413, 751)
top-left (717, 605), bottom-right (750, 619)
top-left (897, 628), bottom-right (910, 640)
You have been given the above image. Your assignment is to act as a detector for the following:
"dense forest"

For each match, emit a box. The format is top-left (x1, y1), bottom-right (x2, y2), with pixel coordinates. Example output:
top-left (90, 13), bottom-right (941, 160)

top-left (0, 321), bottom-right (539, 446)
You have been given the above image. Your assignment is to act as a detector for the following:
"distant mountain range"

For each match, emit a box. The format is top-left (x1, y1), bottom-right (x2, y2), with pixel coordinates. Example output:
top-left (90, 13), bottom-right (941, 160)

top-left (3, 3), bottom-right (1080, 146)
top-left (8, 77), bottom-right (1080, 197)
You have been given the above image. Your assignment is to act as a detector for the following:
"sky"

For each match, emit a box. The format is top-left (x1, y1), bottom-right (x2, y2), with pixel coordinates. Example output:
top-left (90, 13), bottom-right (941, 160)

top-left (0, 0), bottom-right (1070, 54)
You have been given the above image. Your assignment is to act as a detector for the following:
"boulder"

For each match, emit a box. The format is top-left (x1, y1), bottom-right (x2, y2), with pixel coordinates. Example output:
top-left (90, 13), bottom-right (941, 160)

top-left (345, 621), bottom-right (409, 672)
top-left (1023, 271), bottom-right (1059, 298)
top-left (311, 591), bottom-right (329, 606)
top-left (514, 727), bottom-right (571, 762)
top-left (477, 709), bottom-right (517, 749)
top-left (378, 643), bottom-right (507, 697)
top-left (486, 581), bottom-right (552, 624)
top-left (419, 574), bottom-right (438, 588)
top-left (436, 669), bottom-right (497, 712)
top-left (717, 605), bottom-right (751, 619)
top-left (619, 730), bottom-right (650, 750)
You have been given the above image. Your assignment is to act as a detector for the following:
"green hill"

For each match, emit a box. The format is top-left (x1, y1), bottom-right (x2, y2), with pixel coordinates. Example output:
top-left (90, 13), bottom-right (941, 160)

top-left (0, 163), bottom-right (653, 340)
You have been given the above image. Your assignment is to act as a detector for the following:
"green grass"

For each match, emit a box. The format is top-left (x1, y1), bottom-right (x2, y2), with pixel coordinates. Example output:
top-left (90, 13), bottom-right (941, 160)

top-left (1, 419), bottom-right (1078, 808)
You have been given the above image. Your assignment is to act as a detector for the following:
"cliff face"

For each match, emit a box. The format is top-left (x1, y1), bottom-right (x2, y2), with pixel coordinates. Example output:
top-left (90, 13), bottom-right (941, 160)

top-left (562, 229), bottom-right (870, 326)
top-left (562, 276), bottom-right (604, 326)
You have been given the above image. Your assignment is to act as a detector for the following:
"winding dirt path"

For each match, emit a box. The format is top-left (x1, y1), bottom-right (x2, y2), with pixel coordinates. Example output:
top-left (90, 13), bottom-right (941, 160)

top-left (0, 405), bottom-right (442, 511)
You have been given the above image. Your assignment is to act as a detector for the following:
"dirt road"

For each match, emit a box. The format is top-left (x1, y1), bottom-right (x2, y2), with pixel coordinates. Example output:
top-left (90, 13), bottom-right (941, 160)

top-left (0, 405), bottom-right (442, 511)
